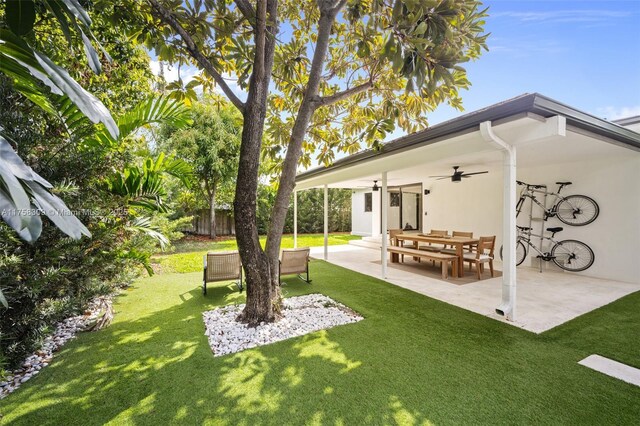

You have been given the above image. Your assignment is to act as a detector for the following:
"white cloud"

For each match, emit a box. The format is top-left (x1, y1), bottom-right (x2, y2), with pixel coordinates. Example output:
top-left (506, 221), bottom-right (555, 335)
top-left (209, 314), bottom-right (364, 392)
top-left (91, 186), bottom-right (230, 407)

top-left (492, 10), bottom-right (632, 25)
top-left (149, 61), bottom-right (247, 100)
top-left (595, 105), bottom-right (640, 120)
top-left (213, 72), bottom-right (247, 100)
top-left (489, 37), bottom-right (567, 57)
top-left (149, 59), bottom-right (199, 83)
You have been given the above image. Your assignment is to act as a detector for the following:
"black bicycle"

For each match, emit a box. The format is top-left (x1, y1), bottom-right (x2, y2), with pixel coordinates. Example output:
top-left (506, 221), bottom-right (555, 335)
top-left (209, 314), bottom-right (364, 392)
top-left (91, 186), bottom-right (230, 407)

top-left (500, 226), bottom-right (595, 272)
top-left (516, 181), bottom-right (599, 226)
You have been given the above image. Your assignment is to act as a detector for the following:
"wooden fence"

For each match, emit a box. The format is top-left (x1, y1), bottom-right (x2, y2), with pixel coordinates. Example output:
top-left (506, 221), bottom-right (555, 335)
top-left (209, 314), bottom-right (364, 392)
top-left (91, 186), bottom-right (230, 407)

top-left (190, 209), bottom-right (235, 236)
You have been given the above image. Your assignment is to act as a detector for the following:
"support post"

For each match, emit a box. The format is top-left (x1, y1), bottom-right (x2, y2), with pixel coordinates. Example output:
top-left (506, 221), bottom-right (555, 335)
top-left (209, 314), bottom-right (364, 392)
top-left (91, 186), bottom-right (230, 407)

top-left (293, 190), bottom-right (298, 249)
top-left (480, 122), bottom-right (517, 321)
top-left (381, 172), bottom-right (388, 278)
top-left (323, 184), bottom-right (328, 261)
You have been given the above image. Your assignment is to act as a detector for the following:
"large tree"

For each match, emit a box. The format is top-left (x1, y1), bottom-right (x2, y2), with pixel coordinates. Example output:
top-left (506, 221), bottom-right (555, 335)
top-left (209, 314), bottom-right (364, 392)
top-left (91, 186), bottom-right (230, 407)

top-left (159, 98), bottom-right (241, 238)
top-left (130, 0), bottom-right (488, 324)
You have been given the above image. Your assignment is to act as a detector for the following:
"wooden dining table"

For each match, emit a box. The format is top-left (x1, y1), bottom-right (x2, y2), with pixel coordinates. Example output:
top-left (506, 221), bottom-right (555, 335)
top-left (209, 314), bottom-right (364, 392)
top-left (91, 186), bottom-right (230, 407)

top-left (393, 234), bottom-right (479, 278)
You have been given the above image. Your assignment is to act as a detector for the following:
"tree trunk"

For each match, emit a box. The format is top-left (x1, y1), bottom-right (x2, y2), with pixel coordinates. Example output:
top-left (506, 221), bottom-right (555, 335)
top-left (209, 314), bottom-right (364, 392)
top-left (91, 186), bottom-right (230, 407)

top-left (264, 7), bottom-right (339, 262)
top-left (239, 1), bottom-right (344, 324)
top-left (209, 184), bottom-right (216, 239)
top-left (234, 0), bottom-right (281, 325)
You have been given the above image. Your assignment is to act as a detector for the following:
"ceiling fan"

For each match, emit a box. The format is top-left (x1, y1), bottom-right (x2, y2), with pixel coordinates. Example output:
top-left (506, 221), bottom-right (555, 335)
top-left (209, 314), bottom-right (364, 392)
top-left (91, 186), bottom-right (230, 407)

top-left (354, 180), bottom-right (380, 191)
top-left (429, 166), bottom-right (488, 183)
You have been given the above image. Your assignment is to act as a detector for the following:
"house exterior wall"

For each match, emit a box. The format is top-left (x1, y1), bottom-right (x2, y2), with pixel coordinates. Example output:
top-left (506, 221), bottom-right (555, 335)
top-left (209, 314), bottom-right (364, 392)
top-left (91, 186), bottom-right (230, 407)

top-left (423, 153), bottom-right (640, 284)
top-left (351, 189), bottom-right (373, 236)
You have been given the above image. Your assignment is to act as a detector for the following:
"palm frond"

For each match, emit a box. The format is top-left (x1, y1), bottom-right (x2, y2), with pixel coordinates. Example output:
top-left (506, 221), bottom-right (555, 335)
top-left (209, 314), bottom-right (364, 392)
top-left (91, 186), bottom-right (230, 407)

top-left (0, 30), bottom-right (118, 139)
top-left (0, 133), bottom-right (91, 242)
top-left (128, 216), bottom-right (169, 250)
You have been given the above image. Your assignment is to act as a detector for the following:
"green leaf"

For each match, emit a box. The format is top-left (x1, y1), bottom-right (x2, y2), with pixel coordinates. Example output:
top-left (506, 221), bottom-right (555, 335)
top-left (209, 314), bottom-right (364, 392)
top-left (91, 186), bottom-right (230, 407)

top-left (26, 181), bottom-right (91, 239)
top-left (6, 0), bottom-right (36, 36)
top-left (32, 50), bottom-right (118, 138)
top-left (58, 0), bottom-right (92, 28)
top-left (80, 28), bottom-right (102, 74)
top-left (0, 30), bottom-right (118, 138)
top-left (0, 289), bottom-right (7, 308)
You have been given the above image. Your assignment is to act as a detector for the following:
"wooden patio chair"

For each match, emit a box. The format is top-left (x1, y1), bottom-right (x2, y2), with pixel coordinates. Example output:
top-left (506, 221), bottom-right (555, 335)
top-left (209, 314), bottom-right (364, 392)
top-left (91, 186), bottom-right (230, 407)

top-left (418, 229), bottom-right (448, 253)
top-left (279, 247), bottom-right (312, 284)
top-left (441, 231), bottom-right (474, 254)
top-left (463, 236), bottom-right (496, 280)
top-left (389, 228), bottom-right (413, 262)
top-left (203, 251), bottom-right (243, 295)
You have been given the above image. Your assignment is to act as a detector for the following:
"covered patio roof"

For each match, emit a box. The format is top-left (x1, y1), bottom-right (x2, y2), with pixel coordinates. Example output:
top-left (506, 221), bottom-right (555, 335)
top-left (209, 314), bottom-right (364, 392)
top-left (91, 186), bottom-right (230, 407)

top-left (292, 93), bottom-right (640, 324)
top-left (295, 93), bottom-right (640, 190)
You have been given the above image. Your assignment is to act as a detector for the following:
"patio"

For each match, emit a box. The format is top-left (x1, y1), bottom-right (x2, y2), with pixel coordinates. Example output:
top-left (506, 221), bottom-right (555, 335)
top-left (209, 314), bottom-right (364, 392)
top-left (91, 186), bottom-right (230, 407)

top-left (310, 244), bottom-right (640, 333)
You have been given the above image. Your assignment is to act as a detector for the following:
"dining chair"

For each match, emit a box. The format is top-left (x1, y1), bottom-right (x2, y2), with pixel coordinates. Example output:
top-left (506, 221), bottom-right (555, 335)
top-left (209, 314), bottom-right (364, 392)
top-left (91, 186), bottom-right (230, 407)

top-left (419, 229), bottom-right (448, 253)
top-left (463, 236), bottom-right (496, 280)
top-left (441, 231), bottom-right (474, 254)
top-left (389, 228), bottom-right (412, 262)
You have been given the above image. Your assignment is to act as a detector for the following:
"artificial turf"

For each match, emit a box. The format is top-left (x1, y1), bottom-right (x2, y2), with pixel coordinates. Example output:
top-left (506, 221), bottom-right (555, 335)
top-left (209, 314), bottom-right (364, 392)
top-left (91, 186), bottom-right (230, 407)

top-left (152, 233), bottom-right (361, 273)
top-left (1, 260), bottom-right (639, 425)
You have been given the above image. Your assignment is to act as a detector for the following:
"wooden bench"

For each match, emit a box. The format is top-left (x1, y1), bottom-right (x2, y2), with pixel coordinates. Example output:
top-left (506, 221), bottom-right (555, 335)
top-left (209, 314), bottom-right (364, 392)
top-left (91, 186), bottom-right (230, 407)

top-left (387, 246), bottom-right (458, 279)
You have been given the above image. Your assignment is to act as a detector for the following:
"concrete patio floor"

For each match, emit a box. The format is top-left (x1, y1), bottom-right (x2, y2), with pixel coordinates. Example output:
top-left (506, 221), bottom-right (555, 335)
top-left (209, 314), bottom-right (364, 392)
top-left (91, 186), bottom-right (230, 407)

top-left (309, 245), bottom-right (640, 333)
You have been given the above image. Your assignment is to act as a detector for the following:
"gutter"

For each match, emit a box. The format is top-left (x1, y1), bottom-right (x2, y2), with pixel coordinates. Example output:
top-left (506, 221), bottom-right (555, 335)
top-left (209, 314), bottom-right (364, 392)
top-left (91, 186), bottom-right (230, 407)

top-left (296, 93), bottom-right (640, 184)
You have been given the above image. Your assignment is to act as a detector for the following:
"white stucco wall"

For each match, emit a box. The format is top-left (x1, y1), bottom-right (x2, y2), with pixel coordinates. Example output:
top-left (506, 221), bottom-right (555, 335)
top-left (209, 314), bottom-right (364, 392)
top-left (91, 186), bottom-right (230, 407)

top-left (351, 189), bottom-right (373, 236)
top-left (423, 153), bottom-right (640, 284)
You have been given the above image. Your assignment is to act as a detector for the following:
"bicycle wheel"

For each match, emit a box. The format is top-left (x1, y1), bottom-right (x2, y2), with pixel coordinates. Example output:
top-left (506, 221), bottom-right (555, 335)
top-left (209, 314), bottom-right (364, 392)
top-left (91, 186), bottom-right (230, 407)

top-left (499, 241), bottom-right (527, 266)
top-left (555, 195), bottom-right (599, 226)
top-left (551, 240), bottom-right (594, 272)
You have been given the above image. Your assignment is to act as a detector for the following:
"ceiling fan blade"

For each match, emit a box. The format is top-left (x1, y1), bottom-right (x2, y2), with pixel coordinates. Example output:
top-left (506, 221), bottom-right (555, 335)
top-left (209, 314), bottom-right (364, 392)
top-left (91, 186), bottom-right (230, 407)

top-left (436, 176), bottom-right (450, 180)
top-left (429, 175), bottom-right (451, 178)
top-left (461, 171), bottom-right (489, 177)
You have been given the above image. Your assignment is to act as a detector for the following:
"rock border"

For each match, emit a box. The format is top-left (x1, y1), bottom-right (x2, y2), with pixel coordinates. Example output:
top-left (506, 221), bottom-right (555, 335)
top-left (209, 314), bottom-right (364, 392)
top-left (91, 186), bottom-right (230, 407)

top-left (203, 293), bottom-right (363, 357)
top-left (0, 296), bottom-right (113, 399)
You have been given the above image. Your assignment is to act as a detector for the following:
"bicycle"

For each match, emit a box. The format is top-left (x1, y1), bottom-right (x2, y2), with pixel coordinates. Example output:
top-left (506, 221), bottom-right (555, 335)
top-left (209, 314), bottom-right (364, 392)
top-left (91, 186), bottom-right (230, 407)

top-left (516, 180), bottom-right (599, 226)
top-left (500, 226), bottom-right (595, 272)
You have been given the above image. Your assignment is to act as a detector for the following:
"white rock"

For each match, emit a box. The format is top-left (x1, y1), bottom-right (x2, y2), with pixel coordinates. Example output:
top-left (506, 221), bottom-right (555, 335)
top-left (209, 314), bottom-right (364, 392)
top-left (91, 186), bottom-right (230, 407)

top-left (202, 294), bottom-right (362, 357)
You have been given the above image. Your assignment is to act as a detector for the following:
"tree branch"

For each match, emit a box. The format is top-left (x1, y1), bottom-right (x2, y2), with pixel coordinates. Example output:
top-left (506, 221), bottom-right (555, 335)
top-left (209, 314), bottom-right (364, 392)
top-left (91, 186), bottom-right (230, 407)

top-left (234, 0), bottom-right (256, 27)
top-left (314, 81), bottom-right (373, 107)
top-left (331, 0), bottom-right (348, 15)
top-left (148, 0), bottom-right (246, 113)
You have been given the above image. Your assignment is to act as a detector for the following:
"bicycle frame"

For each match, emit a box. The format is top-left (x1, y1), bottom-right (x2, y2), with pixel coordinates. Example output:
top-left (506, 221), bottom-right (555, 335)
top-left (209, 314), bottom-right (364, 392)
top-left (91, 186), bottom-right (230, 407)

top-left (516, 229), bottom-right (558, 258)
top-left (515, 183), bottom-right (568, 219)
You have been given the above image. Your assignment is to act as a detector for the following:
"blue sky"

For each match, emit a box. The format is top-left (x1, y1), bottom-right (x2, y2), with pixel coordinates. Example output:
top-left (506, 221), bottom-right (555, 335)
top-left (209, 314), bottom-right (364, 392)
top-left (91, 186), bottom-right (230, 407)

top-left (152, 0), bottom-right (640, 132)
top-left (425, 0), bottom-right (640, 125)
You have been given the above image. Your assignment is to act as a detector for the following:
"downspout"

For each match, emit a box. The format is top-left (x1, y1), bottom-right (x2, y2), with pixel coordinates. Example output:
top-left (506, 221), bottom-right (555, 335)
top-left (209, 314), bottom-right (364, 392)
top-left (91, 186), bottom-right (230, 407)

top-left (293, 190), bottom-right (298, 248)
top-left (381, 171), bottom-right (388, 278)
top-left (480, 121), bottom-right (517, 321)
top-left (323, 184), bottom-right (328, 260)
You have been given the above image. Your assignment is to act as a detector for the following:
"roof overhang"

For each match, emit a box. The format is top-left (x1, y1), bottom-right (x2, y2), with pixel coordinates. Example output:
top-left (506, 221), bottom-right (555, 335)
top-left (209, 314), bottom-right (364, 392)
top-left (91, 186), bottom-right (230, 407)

top-left (295, 93), bottom-right (640, 190)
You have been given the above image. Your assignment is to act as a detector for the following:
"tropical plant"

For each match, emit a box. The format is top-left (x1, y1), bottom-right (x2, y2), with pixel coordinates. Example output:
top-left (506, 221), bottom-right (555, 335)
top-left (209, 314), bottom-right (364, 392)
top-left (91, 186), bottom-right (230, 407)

top-left (158, 98), bottom-right (241, 238)
top-left (0, 0), bottom-right (119, 251)
top-left (124, 0), bottom-right (489, 324)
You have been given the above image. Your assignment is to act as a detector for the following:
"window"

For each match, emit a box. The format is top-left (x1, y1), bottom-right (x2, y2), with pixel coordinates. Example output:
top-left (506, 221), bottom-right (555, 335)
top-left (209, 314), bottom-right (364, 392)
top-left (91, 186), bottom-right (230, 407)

top-left (390, 192), bottom-right (400, 207)
top-left (364, 192), bottom-right (372, 212)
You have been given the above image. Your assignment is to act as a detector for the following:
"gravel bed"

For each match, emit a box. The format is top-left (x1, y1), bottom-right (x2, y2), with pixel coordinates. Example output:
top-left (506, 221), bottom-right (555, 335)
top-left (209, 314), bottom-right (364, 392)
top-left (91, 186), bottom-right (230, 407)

top-left (0, 296), bottom-right (112, 399)
top-left (203, 293), bottom-right (363, 357)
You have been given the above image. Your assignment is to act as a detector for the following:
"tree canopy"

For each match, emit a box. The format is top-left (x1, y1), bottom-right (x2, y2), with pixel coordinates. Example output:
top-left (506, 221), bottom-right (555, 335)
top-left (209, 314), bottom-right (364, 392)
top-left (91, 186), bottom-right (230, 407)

top-left (158, 97), bottom-right (242, 237)
top-left (132, 0), bottom-right (489, 324)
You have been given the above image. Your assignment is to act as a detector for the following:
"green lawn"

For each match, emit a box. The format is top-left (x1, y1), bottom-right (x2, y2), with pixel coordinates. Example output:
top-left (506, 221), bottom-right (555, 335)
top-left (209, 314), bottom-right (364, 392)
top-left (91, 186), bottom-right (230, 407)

top-left (1, 261), bottom-right (639, 424)
top-left (153, 233), bottom-right (361, 273)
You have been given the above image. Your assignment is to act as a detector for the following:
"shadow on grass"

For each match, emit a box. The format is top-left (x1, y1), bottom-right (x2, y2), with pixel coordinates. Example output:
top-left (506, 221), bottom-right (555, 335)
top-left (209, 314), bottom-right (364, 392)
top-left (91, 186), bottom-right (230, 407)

top-left (2, 262), bottom-right (639, 424)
